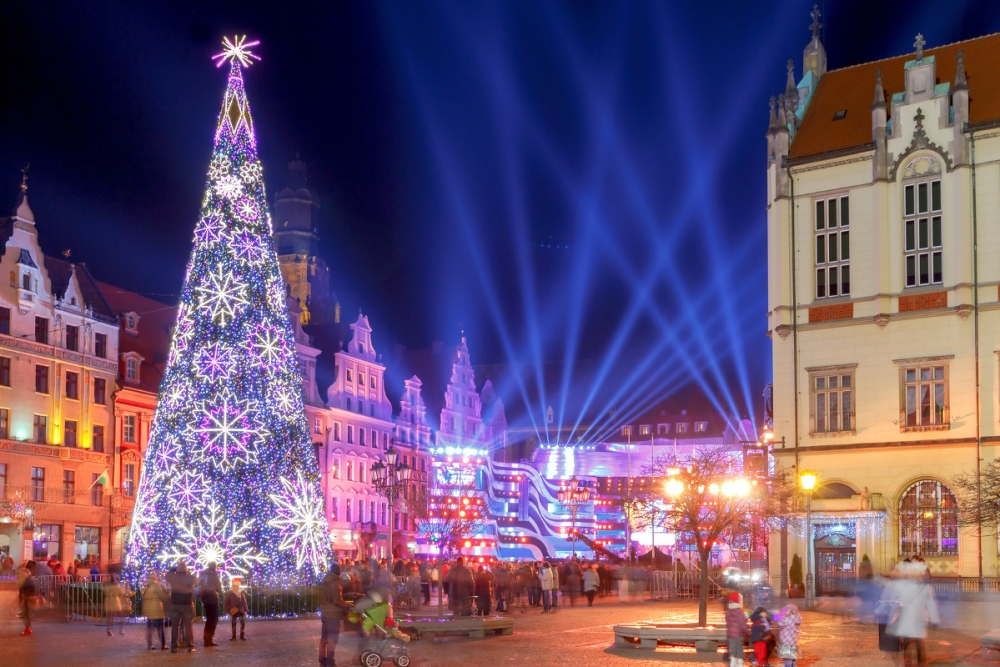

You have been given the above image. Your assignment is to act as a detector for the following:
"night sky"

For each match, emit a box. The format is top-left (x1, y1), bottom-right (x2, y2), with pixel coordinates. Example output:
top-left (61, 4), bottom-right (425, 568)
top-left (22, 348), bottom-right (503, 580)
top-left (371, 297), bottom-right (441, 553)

top-left (2, 1), bottom-right (998, 429)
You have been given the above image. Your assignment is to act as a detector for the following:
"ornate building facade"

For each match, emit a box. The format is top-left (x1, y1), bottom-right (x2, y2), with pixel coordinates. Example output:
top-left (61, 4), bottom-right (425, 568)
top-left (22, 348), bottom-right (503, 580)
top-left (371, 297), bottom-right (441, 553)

top-left (767, 16), bottom-right (1000, 591)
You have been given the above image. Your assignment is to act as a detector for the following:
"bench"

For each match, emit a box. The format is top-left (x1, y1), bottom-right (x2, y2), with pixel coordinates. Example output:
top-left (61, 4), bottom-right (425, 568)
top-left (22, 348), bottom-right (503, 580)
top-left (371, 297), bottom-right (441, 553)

top-left (397, 616), bottom-right (514, 640)
top-left (982, 631), bottom-right (1000, 656)
top-left (613, 623), bottom-right (726, 654)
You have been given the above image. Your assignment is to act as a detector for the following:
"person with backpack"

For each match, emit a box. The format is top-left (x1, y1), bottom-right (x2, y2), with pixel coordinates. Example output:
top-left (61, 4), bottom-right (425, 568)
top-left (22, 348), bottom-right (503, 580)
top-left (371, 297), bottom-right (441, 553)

top-left (749, 606), bottom-right (771, 665)
top-left (198, 562), bottom-right (223, 647)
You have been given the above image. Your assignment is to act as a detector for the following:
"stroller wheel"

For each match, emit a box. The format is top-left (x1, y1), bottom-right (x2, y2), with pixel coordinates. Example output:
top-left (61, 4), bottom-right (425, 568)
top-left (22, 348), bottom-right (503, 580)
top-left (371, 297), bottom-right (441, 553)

top-left (395, 654), bottom-right (411, 667)
top-left (363, 652), bottom-right (383, 667)
top-left (359, 651), bottom-right (373, 665)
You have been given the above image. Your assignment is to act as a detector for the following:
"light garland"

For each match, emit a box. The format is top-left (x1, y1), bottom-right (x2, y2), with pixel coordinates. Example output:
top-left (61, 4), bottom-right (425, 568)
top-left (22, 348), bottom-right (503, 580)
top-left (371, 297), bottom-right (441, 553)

top-left (123, 38), bottom-right (330, 586)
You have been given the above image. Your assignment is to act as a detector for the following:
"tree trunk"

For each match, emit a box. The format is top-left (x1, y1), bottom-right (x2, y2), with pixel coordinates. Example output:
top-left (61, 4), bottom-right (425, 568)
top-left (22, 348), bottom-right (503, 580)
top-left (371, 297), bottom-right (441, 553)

top-left (437, 544), bottom-right (445, 616)
top-left (698, 553), bottom-right (710, 627)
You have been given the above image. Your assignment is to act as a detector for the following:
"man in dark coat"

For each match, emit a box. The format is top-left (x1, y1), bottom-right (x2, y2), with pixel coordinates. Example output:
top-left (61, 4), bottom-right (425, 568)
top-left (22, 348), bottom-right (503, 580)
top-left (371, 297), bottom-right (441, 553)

top-left (474, 565), bottom-right (495, 616)
top-left (444, 557), bottom-right (475, 616)
top-left (166, 561), bottom-right (197, 653)
top-left (320, 564), bottom-right (350, 667)
top-left (198, 562), bottom-right (223, 647)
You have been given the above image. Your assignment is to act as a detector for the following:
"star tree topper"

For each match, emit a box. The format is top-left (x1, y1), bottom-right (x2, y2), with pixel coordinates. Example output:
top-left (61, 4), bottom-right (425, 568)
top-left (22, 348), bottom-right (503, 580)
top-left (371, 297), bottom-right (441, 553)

top-left (212, 35), bottom-right (261, 68)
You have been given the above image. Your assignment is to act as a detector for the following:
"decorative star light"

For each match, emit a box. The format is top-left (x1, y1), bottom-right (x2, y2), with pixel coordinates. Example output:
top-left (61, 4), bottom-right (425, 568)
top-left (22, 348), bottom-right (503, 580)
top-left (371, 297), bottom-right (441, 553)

top-left (168, 469), bottom-right (208, 513)
top-left (208, 154), bottom-right (233, 181)
top-left (196, 343), bottom-right (236, 382)
top-left (212, 35), bottom-right (261, 69)
top-left (194, 211), bottom-right (227, 246)
top-left (152, 435), bottom-right (183, 471)
top-left (161, 383), bottom-right (186, 410)
top-left (128, 490), bottom-right (160, 551)
top-left (238, 199), bottom-right (258, 221)
top-left (251, 324), bottom-right (286, 366)
top-left (274, 387), bottom-right (298, 412)
top-left (194, 267), bottom-right (249, 325)
top-left (189, 390), bottom-right (265, 470)
top-left (231, 229), bottom-right (263, 265)
top-left (215, 174), bottom-right (243, 199)
top-left (157, 501), bottom-right (267, 580)
top-left (268, 471), bottom-right (330, 576)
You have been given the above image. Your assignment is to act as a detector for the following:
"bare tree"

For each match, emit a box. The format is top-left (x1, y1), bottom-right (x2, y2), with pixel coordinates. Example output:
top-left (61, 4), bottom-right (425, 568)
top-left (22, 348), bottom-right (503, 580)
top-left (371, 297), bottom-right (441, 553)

top-left (952, 459), bottom-right (1000, 533)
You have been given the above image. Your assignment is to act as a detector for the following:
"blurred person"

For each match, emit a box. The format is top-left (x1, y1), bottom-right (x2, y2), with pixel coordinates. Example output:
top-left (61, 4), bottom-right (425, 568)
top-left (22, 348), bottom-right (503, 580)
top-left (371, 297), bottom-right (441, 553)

top-left (141, 573), bottom-right (168, 650)
top-left (17, 560), bottom-right (38, 636)
top-left (886, 561), bottom-right (939, 667)
top-left (198, 562), bottom-right (223, 647)
top-left (724, 592), bottom-right (748, 667)
top-left (540, 562), bottom-right (555, 613)
top-left (319, 564), bottom-right (350, 667)
top-left (167, 560), bottom-right (197, 653)
top-left (749, 605), bottom-right (770, 666)
top-left (566, 558), bottom-right (582, 607)
top-left (224, 577), bottom-right (249, 641)
top-left (474, 565), bottom-right (495, 616)
top-left (103, 570), bottom-right (131, 636)
top-left (774, 603), bottom-right (801, 667)
top-left (444, 557), bottom-right (475, 616)
top-left (583, 565), bottom-right (600, 607)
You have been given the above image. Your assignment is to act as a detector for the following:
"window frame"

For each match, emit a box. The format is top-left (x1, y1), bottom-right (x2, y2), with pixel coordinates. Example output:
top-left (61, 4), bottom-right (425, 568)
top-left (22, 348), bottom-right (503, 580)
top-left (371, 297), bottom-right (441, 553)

top-left (35, 365), bottom-right (49, 394)
top-left (65, 325), bottom-right (79, 352)
top-left (33, 414), bottom-right (47, 444)
top-left (123, 414), bottom-right (137, 444)
top-left (65, 371), bottom-right (79, 400)
top-left (903, 178), bottom-right (943, 288)
top-left (808, 364), bottom-right (857, 435)
top-left (94, 333), bottom-right (107, 359)
top-left (92, 424), bottom-right (105, 453)
top-left (64, 419), bottom-right (77, 448)
top-left (898, 479), bottom-right (958, 556)
top-left (813, 193), bottom-right (851, 299)
top-left (897, 357), bottom-right (951, 432)
top-left (94, 378), bottom-right (106, 405)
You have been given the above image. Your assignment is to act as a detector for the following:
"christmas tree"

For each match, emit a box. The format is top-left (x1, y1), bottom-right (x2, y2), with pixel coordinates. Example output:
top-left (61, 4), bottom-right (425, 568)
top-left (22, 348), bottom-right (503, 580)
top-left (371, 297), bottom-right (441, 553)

top-left (124, 37), bottom-right (330, 585)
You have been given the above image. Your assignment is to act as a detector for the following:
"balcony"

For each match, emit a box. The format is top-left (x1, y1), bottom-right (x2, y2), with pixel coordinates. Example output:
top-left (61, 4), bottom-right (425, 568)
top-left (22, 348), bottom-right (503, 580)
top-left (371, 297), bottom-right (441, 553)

top-left (0, 438), bottom-right (112, 465)
top-left (3, 484), bottom-right (111, 508)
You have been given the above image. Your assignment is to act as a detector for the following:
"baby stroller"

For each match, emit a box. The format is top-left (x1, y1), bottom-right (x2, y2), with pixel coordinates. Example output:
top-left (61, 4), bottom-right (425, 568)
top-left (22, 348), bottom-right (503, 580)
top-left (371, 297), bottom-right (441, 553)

top-left (355, 606), bottom-right (411, 667)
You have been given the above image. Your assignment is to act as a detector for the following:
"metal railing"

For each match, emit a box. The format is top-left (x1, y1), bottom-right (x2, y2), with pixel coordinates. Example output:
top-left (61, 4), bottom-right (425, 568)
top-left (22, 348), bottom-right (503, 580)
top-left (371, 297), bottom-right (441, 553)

top-left (928, 576), bottom-right (1000, 597)
top-left (32, 575), bottom-right (322, 622)
top-left (648, 570), bottom-right (724, 600)
top-left (3, 484), bottom-right (111, 507)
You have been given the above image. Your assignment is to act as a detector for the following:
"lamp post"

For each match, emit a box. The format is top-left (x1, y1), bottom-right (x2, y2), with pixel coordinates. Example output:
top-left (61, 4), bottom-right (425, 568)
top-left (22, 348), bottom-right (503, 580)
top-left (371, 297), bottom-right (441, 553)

top-left (799, 471), bottom-right (818, 610)
top-left (371, 444), bottom-right (412, 591)
top-left (624, 426), bottom-right (632, 562)
top-left (558, 477), bottom-right (592, 558)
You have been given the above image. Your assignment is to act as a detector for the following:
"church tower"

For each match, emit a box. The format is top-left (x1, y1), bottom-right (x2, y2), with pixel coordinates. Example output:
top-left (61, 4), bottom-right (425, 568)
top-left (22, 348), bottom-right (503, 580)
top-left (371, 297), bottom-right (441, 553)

top-left (273, 156), bottom-right (340, 324)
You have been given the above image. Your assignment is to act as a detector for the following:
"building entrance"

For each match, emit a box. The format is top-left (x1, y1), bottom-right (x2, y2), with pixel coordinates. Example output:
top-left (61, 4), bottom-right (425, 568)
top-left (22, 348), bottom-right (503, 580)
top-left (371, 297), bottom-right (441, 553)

top-left (814, 532), bottom-right (856, 596)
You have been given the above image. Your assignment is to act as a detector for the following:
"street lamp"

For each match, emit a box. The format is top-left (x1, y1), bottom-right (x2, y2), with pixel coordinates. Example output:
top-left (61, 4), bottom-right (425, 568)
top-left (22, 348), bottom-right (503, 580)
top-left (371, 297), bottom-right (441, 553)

top-left (799, 471), bottom-right (818, 610)
top-left (558, 477), bottom-right (592, 558)
top-left (371, 444), bottom-right (411, 590)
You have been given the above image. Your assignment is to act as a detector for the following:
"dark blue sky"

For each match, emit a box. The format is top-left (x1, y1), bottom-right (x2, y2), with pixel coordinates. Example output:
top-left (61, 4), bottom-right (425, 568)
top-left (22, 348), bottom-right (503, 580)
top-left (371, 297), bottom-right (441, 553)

top-left (2, 1), bottom-right (998, 427)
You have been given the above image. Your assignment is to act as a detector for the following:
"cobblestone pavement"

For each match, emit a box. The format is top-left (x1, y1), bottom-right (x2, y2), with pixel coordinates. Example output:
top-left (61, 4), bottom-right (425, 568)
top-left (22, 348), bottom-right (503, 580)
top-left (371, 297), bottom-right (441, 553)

top-left (1, 592), bottom-right (997, 667)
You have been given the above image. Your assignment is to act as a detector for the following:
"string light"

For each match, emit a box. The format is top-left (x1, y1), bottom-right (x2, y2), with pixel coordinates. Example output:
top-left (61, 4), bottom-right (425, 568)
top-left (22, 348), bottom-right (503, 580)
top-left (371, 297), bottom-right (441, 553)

top-left (124, 39), bottom-right (329, 586)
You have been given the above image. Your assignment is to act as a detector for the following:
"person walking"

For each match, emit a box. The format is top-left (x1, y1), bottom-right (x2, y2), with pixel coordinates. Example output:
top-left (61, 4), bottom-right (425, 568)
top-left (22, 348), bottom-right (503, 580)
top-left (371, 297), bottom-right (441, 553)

top-left (224, 577), bottom-right (249, 641)
top-left (724, 592), bottom-right (748, 667)
top-left (166, 560), bottom-right (197, 653)
top-left (198, 562), bottom-right (223, 647)
top-left (566, 558), bottom-right (582, 607)
top-left (474, 565), bottom-right (495, 616)
top-left (775, 603), bottom-right (801, 667)
top-left (539, 562), bottom-right (554, 613)
top-left (582, 564), bottom-right (600, 607)
top-left (886, 561), bottom-right (939, 667)
top-left (550, 562), bottom-right (561, 611)
top-left (142, 573), bottom-right (168, 650)
top-left (749, 606), bottom-right (771, 666)
top-left (319, 564), bottom-right (350, 667)
top-left (103, 571), bottom-right (131, 636)
top-left (17, 560), bottom-right (38, 636)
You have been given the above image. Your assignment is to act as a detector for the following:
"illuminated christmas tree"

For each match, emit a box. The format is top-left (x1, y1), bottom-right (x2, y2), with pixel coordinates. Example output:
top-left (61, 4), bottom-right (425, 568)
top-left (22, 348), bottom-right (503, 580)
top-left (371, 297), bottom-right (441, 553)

top-left (124, 37), bottom-right (330, 585)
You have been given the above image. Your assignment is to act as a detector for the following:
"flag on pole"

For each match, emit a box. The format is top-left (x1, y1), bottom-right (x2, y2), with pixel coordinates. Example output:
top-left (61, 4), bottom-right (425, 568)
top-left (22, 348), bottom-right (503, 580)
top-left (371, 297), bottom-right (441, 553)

top-left (89, 468), bottom-right (111, 490)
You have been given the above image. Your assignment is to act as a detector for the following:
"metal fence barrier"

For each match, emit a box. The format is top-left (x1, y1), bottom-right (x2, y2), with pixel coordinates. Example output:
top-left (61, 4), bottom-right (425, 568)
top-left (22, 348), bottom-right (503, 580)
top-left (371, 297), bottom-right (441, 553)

top-left (648, 570), bottom-right (723, 600)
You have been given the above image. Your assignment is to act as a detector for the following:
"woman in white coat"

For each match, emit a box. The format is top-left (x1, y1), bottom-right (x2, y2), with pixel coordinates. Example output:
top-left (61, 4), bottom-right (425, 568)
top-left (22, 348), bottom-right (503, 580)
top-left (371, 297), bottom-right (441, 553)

top-left (539, 563), bottom-right (555, 613)
top-left (886, 561), bottom-right (939, 667)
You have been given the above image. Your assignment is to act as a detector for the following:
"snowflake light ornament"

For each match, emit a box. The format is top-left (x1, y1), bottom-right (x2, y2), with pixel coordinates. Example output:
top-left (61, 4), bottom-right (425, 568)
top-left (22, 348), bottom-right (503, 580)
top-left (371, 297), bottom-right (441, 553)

top-left (215, 174), bottom-right (243, 199)
top-left (268, 471), bottom-right (330, 576)
top-left (194, 266), bottom-right (249, 325)
top-left (274, 387), bottom-right (298, 412)
top-left (251, 324), bottom-right (287, 367)
top-left (196, 343), bottom-right (236, 382)
top-left (188, 390), bottom-right (266, 471)
top-left (238, 199), bottom-right (258, 221)
top-left (231, 229), bottom-right (263, 266)
top-left (157, 501), bottom-right (267, 579)
top-left (128, 490), bottom-right (160, 551)
top-left (168, 469), bottom-right (208, 513)
top-left (194, 211), bottom-right (227, 246)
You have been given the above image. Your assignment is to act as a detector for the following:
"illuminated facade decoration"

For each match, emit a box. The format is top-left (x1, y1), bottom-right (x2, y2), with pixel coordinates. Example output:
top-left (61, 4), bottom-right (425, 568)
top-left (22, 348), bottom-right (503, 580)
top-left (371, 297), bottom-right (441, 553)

top-left (124, 39), bottom-right (330, 585)
top-left (0, 180), bottom-right (120, 569)
top-left (766, 22), bottom-right (1000, 583)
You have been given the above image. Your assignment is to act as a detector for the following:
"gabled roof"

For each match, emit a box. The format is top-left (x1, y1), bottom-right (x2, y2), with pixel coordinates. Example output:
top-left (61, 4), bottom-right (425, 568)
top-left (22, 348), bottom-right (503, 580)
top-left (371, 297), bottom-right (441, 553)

top-left (45, 258), bottom-right (116, 322)
top-left (790, 32), bottom-right (1000, 159)
top-left (96, 281), bottom-right (178, 395)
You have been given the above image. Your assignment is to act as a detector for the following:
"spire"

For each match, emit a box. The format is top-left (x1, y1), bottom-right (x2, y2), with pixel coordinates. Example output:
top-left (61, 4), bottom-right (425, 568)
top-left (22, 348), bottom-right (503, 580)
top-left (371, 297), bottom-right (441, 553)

top-left (872, 68), bottom-right (886, 109)
top-left (803, 4), bottom-right (827, 79)
top-left (776, 94), bottom-right (788, 129)
top-left (768, 96), bottom-right (777, 132)
top-left (809, 4), bottom-right (822, 40)
top-left (785, 60), bottom-right (797, 97)
top-left (914, 33), bottom-right (925, 62)
top-left (13, 164), bottom-right (34, 222)
top-left (954, 49), bottom-right (968, 91)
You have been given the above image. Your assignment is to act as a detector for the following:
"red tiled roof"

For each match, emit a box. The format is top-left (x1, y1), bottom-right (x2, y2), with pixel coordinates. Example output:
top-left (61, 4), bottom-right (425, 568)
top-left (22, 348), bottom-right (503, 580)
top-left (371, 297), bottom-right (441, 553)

top-left (96, 281), bottom-right (177, 395)
top-left (790, 32), bottom-right (1000, 159)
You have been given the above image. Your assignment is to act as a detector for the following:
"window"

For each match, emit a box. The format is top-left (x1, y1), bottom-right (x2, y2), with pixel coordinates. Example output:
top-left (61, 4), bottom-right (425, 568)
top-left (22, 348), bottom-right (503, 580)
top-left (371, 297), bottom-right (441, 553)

top-left (814, 195), bottom-right (850, 298)
top-left (35, 365), bottom-right (48, 394)
top-left (347, 425), bottom-right (354, 444)
top-left (329, 496), bottom-right (338, 521)
top-left (124, 463), bottom-right (136, 497)
top-left (346, 397), bottom-right (352, 411)
top-left (65, 371), bottom-right (79, 399)
top-left (314, 418), bottom-right (322, 434)
top-left (346, 499), bottom-right (352, 522)
top-left (358, 400), bottom-right (364, 414)
top-left (370, 502), bottom-right (376, 523)
top-left (904, 180), bottom-right (942, 287)
top-left (381, 503), bottom-right (387, 525)
top-left (383, 433), bottom-right (388, 449)
top-left (371, 376), bottom-right (376, 389)
top-left (91, 473), bottom-right (103, 506)
top-left (347, 460), bottom-right (353, 481)
top-left (34, 317), bottom-right (48, 344)
top-left (63, 470), bottom-right (75, 504)
top-left (899, 480), bottom-right (958, 556)
top-left (125, 357), bottom-right (139, 382)
top-left (360, 428), bottom-right (366, 447)
top-left (94, 378), bottom-right (106, 405)
top-left (370, 404), bottom-right (375, 417)
top-left (902, 364), bottom-right (948, 429)
top-left (394, 512), bottom-right (400, 531)
top-left (695, 421), bottom-right (708, 433)
top-left (640, 425), bottom-right (650, 436)
top-left (334, 422), bottom-right (341, 441)
top-left (74, 527), bottom-right (100, 561)
top-left (621, 426), bottom-right (631, 437)
top-left (676, 423), bottom-right (688, 434)
top-left (33, 415), bottom-right (47, 444)
top-left (359, 374), bottom-right (365, 387)
top-left (811, 369), bottom-right (854, 433)
top-left (65, 325), bottom-right (79, 352)
top-left (31, 466), bottom-right (44, 501)
top-left (0, 307), bottom-right (9, 335)
top-left (64, 420), bottom-right (77, 448)
top-left (0, 408), bottom-right (7, 439)
top-left (92, 424), bottom-right (105, 453)
top-left (0, 358), bottom-right (9, 387)
top-left (0, 462), bottom-right (6, 498)
top-left (123, 414), bottom-right (136, 443)
top-left (94, 333), bottom-right (107, 358)
top-left (360, 464), bottom-right (366, 484)
top-left (358, 499), bottom-right (365, 523)
top-left (22, 273), bottom-right (31, 291)
top-left (33, 524), bottom-right (60, 560)
top-left (347, 369), bottom-right (353, 383)
top-left (657, 423), bottom-right (670, 435)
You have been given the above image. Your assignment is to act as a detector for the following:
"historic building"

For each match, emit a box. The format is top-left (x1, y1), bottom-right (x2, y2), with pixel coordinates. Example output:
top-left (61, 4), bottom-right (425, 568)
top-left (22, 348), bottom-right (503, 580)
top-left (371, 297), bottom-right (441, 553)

top-left (767, 13), bottom-right (1000, 592)
top-left (273, 157), bottom-right (339, 326)
top-left (0, 184), bottom-right (121, 568)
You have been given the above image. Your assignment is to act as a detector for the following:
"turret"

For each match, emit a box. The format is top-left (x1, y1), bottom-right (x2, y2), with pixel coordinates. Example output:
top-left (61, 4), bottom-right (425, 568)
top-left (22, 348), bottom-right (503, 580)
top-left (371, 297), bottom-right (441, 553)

top-left (952, 50), bottom-right (970, 165)
top-left (872, 68), bottom-right (888, 180)
top-left (784, 60), bottom-right (799, 139)
top-left (773, 94), bottom-right (790, 197)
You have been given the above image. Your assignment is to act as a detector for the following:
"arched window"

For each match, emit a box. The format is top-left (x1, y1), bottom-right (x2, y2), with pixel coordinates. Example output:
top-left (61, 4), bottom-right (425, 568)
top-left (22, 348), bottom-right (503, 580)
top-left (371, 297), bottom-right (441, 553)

top-left (899, 480), bottom-right (958, 556)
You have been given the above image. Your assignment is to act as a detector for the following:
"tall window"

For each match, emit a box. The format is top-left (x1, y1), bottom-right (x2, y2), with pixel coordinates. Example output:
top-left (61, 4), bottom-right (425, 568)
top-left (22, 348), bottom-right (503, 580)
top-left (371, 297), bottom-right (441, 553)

top-left (381, 503), bottom-right (387, 525)
top-left (35, 365), bottom-right (49, 394)
top-left (65, 325), bottom-right (79, 351)
top-left (0, 408), bottom-right (9, 439)
top-left (33, 524), bottom-right (59, 560)
top-left (347, 425), bottom-right (354, 444)
top-left (346, 499), bottom-right (352, 522)
top-left (811, 369), bottom-right (854, 433)
top-left (91, 473), bottom-right (103, 506)
top-left (63, 470), bottom-right (75, 504)
top-left (358, 499), bottom-right (365, 524)
top-left (124, 463), bottom-right (136, 497)
top-left (33, 415), bottom-right (47, 444)
top-left (329, 496), bottom-right (338, 521)
top-left (0, 307), bottom-right (9, 335)
top-left (815, 195), bottom-right (850, 298)
top-left (31, 466), bottom-right (44, 501)
top-left (123, 414), bottom-right (136, 443)
top-left (75, 527), bottom-right (100, 560)
top-left (125, 357), bottom-right (139, 382)
top-left (347, 460), bottom-right (353, 481)
top-left (360, 428), bottom-right (366, 447)
top-left (370, 501), bottom-right (376, 523)
top-left (65, 371), bottom-right (79, 399)
top-left (899, 480), bottom-right (958, 556)
top-left (0, 357), bottom-right (10, 387)
top-left (0, 462), bottom-right (6, 498)
top-left (94, 378), bottom-right (106, 405)
top-left (904, 180), bottom-right (942, 287)
top-left (902, 364), bottom-right (948, 429)
top-left (34, 317), bottom-right (48, 345)
top-left (92, 424), bottom-right (105, 453)
top-left (94, 333), bottom-right (107, 358)
top-left (334, 422), bottom-right (341, 441)
top-left (313, 418), bottom-right (322, 434)
top-left (64, 420), bottom-right (77, 448)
